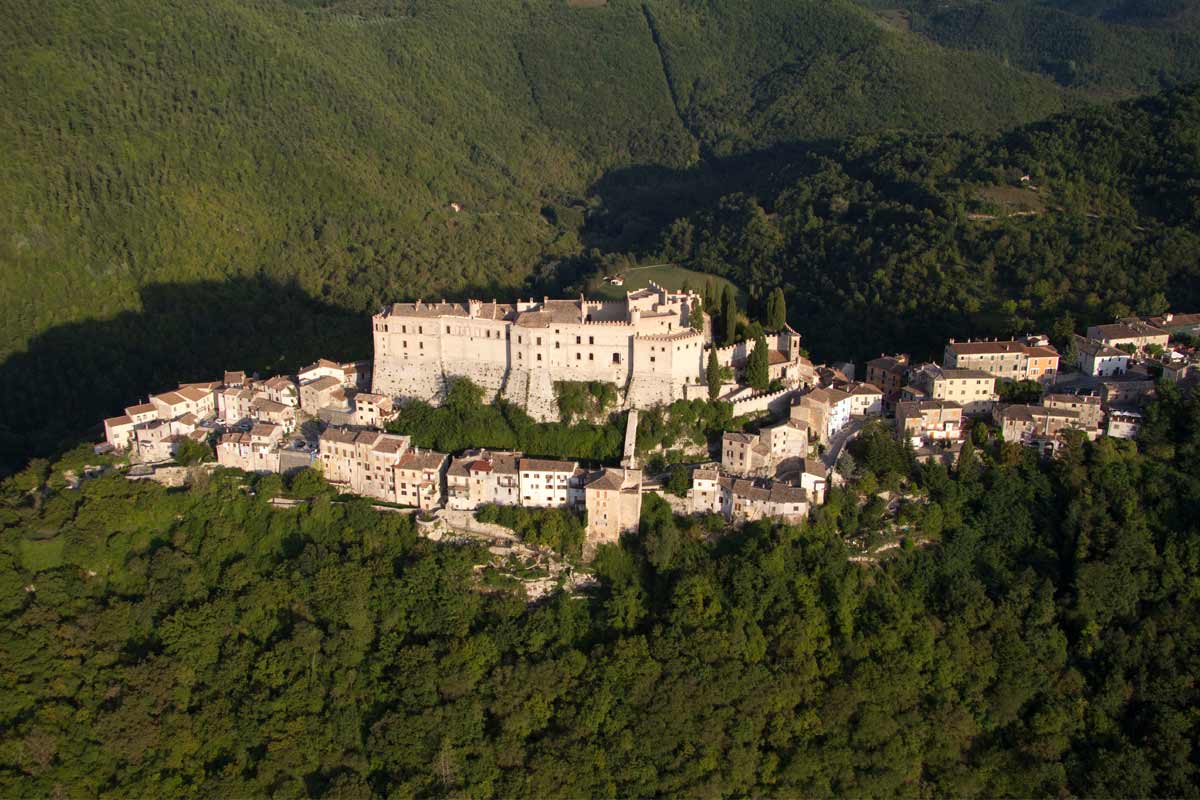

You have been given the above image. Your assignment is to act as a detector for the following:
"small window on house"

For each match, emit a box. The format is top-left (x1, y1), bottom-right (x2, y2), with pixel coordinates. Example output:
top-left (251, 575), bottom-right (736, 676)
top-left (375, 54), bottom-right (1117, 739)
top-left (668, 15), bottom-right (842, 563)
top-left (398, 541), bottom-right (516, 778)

top-left (612, 353), bottom-right (620, 364)
top-left (537, 337), bottom-right (542, 345)
top-left (589, 353), bottom-right (594, 361)
top-left (555, 341), bottom-right (560, 349)
top-left (537, 354), bottom-right (542, 362)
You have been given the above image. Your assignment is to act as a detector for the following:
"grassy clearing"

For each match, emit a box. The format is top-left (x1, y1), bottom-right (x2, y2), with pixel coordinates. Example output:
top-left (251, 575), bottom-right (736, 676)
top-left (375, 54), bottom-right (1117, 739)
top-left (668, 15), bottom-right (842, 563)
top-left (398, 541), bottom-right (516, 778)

top-left (588, 263), bottom-right (742, 305)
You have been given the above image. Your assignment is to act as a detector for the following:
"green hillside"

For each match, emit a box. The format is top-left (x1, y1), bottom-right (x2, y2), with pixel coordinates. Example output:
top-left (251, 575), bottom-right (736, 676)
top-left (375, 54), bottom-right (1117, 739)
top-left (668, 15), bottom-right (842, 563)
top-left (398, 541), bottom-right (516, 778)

top-left (0, 0), bottom-right (1087, 468)
top-left (854, 0), bottom-right (1200, 95)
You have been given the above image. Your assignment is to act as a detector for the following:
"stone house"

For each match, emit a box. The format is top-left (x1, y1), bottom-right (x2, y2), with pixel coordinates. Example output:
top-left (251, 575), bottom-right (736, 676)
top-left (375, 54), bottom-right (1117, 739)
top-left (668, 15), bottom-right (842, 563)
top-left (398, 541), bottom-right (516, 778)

top-left (300, 375), bottom-right (343, 415)
top-left (896, 400), bottom-right (964, 461)
top-left (264, 376), bottom-right (299, 407)
top-left (352, 392), bottom-right (396, 429)
top-left (865, 353), bottom-right (909, 398)
top-left (994, 404), bottom-right (1096, 453)
top-left (1086, 321), bottom-right (1169, 353)
top-left (1043, 393), bottom-right (1103, 431)
top-left (446, 450), bottom-right (521, 510)
top-left (583, 468), bottom-right (643, 553)
top-left (903, 364), bottom-right (998, 415)
top-left (394, 450), bottom-right (449, 511)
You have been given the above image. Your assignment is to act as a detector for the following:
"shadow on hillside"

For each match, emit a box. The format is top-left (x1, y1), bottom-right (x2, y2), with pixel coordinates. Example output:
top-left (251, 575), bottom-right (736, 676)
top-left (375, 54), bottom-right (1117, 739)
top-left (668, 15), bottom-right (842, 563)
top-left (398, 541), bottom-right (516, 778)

top-left (580, 140), bottom-right (833, 254)
top-left (0, 277), bottom-right (370, 475)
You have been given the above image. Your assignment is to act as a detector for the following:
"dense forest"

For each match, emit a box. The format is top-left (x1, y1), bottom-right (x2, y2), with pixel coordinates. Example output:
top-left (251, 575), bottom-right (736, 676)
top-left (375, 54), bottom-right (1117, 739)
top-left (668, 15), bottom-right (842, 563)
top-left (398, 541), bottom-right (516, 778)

top-left (596, 85), bottom-right (1200, 363)
top-left (851, 0), bottom-right (1200, 95)
top-left (2, 385), bottom-right (1198, 796)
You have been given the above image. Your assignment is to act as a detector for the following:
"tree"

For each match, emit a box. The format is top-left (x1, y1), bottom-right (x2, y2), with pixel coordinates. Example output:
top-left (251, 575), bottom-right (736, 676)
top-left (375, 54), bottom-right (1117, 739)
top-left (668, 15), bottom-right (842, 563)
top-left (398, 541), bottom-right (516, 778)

top-left (173, 439), bottom-right (212, 466)
top-left (766, 287), bottom-right (787, 330)
top-left (746, 333), bottom-right (770, 390)
top-left (721, 286), bottom-right (738, 345)
top-left (707, 348), bottom-right (722, 400)
top-left (689, 299), bottom-right (704, 331)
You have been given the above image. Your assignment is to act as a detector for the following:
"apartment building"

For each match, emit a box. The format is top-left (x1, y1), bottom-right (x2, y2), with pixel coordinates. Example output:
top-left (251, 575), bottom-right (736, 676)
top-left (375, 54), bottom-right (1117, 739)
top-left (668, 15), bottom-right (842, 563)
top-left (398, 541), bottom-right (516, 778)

top-left (583, 468), bottom-right (643, 553)
top-left (1086, 321), bottom-right (1169, 352)
top-left (394, 450), bottom-right (450, 511)
top-left (903, 364), bottom-right (998, 415)
top-left (944, 337), bottom-right (1060, 385)
top-left (722, 419), bottom-right (808, 477)
top-left (446, 450), bottom-right (521, 510)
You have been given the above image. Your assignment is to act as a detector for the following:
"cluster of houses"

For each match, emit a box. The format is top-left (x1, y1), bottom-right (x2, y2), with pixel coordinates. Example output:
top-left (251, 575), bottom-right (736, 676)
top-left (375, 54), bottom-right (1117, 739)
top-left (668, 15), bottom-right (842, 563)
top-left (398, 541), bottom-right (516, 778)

top-left (98, 291), bottom-right (1200, 554)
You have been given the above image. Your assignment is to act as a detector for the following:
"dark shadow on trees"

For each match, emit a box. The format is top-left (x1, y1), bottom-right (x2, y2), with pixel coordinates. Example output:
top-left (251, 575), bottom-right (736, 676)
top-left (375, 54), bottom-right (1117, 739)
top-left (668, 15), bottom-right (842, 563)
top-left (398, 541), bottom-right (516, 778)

top-left (0, 277), bottom-right (370, 475)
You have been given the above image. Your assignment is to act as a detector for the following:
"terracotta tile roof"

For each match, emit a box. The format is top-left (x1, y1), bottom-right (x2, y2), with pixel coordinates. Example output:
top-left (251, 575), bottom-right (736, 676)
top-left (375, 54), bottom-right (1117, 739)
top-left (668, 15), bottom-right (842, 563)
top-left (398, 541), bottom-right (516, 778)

top-left (385, 300), bottom-right (518, 320)
top-left (176, 385), bottom-right (213, 402)
top-left (371, 435), bottom-right (410, 454)
top-left (768, 484), bottom-right (808, 505)
top-left (105, 415), bottom-right (133, 427)
top-left (468, 459), bottom-right (494, 473)
top-left (125, 402), bottom-right (156, 416)
top-left (320, 427), bottom-right (360, 445)
top-left (693, 468), bottom-right (719, 482)
top-left (803, 458), bottom-right (826, 477)
top-left (585, 469), bottom-right (627, 491)
top-left (396, 451), bottom-right (448, 471)
top-left (152, 391), bottom-right (187, 405)
top-left (304, 375), bottom-right (341, 391)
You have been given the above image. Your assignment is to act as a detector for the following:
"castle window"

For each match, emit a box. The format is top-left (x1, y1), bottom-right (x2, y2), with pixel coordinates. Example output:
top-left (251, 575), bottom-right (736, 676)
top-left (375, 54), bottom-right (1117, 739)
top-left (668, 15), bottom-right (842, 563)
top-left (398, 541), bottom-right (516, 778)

top-left (576, 353), bottom-right (581, 361)
top-left (537, 354), bottom-right (542, 362)
top-left (402, 325), bottom-right (407, 333)
top-left (612, 353), bottom-right (620, 364)
top-left (537, 337), bottom-right (542, 345)
top-left (419, 342), bottom-right (424, 350)
top-left (576, 336), bottom-right (581, 344)
top-left (650, 356), bottom-right (656, 363)
top-left (419, 326), bottom-right (423, 334)
top-left (555, 341), bottom-right (560, 349)
top-left (589, 336), bottom-right (594, 345)
top-left (589, 354), bottom-right (594, 361)
top-left (402, 340), bottom-right (407, 348)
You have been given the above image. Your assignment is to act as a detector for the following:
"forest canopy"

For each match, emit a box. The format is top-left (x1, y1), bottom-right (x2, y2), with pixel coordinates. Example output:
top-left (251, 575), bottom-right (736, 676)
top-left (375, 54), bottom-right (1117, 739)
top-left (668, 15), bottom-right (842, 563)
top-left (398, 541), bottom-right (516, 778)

top-left (1, 387), bottom-right (1198, 796)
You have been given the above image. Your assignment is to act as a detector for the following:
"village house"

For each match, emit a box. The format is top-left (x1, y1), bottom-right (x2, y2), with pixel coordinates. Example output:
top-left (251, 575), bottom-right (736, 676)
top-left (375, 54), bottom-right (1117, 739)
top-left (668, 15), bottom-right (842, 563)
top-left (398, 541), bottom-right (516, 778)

top-left (722, 431), bottom-right (769, 476)
top-left (715, 477), bottom-right (809, 525)
top-left (300, 375), bottom-right (343, 415)
top-left (903, 364), bottom-right (998, 415)
top-left (298, 358), bottom-right (367, 389)
top-left (394, 450), bottom-right (449, 511)
top-left (445, 450), bottom-right (521, 510)
top-left (518, 458), bottom-right (579, 508)
top-left (1043, 393), bottom-right (1104, 431)
top-left (251, 397), bottom-right (297, 433)
top-left (1072, 334), bottom-right (1131, 377)
top-left (688, 468), bottom-right (722, 516)
top-left (1106, 408), bottom-right (1142, 440)
top-left (721, 418), bottom-right (809, 478)
top-left (583, 468), bottom-right (643, 554)
top-left (1139, 311), bottom-right (1200, 337)
top-left (994, 404), bottom-right (1096, 454)
top-left (1086, 320), bottom-right (1169, 353)
top-left (865, 354), bottom-right (910, 411)
top-left (264, 376), bottom-right (299, 407)
top-left (943, 336), bottom-right (1060, 385)
top-left (1098, 376), bottom-right (1156, 409)
top-left (790, 386), bottom-right (854, 445)
top-left (353, 392), bottom-right (396, 428)
top-left (896, 399), bottom-right (964, 463)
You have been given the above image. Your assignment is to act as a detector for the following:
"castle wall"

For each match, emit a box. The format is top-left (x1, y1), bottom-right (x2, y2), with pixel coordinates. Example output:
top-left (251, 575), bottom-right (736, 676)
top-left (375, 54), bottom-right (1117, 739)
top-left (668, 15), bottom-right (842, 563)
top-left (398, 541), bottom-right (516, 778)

top-left (372, 287), bottom-right (711, 420)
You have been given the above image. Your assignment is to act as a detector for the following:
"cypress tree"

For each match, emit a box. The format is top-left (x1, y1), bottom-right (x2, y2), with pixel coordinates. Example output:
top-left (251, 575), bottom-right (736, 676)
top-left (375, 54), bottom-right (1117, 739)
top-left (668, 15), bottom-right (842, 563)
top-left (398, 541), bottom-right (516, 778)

top-left (689, 299), bottom-right (704, 331)
top-left (707, 348), bottom-right (722, 400)
top-left (704, 278), bottom-right (717, 313)
top-left (721, 286), bottom-right (738, 344)
top-left (747, 333), bottom-right (770, 390)
top-left (767, 288), bottom-right (787, 330)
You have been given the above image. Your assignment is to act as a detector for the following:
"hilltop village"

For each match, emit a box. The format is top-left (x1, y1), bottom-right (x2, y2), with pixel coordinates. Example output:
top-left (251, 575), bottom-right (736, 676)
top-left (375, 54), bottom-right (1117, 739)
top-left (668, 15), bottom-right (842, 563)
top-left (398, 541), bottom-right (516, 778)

top-left (99, 283), bottom-right (1200, 556)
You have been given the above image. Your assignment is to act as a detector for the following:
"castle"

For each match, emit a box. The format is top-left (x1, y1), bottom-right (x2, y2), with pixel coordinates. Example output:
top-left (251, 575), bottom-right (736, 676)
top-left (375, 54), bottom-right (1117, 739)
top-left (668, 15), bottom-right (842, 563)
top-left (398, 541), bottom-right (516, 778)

top-left (371, 284), bottom-right (718, 419)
